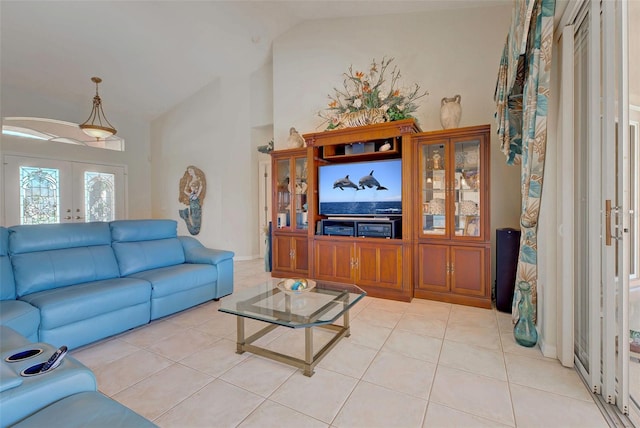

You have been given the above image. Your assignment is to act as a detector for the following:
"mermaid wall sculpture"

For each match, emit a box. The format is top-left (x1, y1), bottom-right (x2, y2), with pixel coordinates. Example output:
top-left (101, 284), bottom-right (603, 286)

top-left (178, 165), bottom-right (206, 235)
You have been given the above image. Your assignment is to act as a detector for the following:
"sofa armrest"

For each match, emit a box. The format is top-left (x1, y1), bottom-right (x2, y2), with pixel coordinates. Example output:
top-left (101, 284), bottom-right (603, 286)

top-left (178, 237), bottom-right (235, 298)
top-left (178, 236), bottom-right (234, 265)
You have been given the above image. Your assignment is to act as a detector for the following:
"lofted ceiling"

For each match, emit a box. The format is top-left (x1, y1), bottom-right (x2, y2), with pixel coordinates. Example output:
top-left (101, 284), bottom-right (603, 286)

top-left (1, 0), bottom-right (512, 122)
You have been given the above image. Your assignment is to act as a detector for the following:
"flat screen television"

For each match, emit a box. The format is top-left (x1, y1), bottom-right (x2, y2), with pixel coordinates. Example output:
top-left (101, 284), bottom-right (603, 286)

top-left (318, 158), bottom-right (402, 217)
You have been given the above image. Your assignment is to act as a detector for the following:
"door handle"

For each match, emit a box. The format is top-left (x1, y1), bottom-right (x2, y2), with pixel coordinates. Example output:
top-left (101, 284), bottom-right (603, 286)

top-left (605, 200), bottom-right (612, 246)
top-left (605, 200), bottom-right (621, 246)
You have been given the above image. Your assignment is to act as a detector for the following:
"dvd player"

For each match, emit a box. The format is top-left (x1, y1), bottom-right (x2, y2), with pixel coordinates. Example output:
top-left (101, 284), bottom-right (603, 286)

top-left (323, 225), bottom-right (355, 236)
top-left (357, 219), bottom-right (401, 238)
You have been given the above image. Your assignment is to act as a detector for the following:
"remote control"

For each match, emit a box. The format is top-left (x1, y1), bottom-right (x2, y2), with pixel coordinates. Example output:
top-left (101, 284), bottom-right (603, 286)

top-left (39, 345), bottom-right (67, 373)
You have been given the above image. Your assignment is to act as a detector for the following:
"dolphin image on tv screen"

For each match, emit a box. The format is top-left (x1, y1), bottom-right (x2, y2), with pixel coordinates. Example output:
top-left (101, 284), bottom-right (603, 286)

top-left (358, 170), bottom-right (388, 190)
top-left (333, 175), bottom-right (360, 190)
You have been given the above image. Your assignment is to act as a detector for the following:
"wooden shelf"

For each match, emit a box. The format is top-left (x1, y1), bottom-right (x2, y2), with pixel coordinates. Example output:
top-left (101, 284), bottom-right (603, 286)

top-left (321, 137), bottom-right (400, 162)
top-left (304, 119), bottom-right (421, 147)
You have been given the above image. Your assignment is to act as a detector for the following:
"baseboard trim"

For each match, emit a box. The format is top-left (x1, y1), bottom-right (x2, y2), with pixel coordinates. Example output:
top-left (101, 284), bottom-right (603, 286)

top-left (539, 335), bottom-right (558, 360)
top-left (234, 255), bottom-right (263, 261)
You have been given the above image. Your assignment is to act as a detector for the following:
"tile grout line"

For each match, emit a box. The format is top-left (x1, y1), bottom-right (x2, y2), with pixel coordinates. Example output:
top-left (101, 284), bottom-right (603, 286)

top-left (497, 308), bottom-right (518, 428)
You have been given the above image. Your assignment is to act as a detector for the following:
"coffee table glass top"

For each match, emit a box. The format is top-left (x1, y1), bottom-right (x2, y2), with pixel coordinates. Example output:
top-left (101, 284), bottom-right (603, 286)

top-left (219, 279), bottom-right (366, 328)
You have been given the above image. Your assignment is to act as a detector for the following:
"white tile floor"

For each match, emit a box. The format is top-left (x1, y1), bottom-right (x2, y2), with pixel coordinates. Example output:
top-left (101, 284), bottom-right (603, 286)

top-left (71, 259), bottom-right (610, 428)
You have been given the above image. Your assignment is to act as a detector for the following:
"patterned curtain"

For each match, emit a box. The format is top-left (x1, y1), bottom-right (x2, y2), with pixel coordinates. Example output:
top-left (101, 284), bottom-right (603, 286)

top-left (494, 0), bottom-right (556, 322)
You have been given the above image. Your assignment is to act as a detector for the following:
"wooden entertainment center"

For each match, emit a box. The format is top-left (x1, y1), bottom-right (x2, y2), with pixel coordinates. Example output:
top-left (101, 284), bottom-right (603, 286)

top-left (270, 119), bottom-right (491, 308)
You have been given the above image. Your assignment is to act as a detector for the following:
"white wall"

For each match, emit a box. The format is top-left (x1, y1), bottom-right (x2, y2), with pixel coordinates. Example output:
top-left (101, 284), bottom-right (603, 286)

top-left (0, 84), bottom-right (152, 224)
top-left (250, 61), bottom-right (274, 128)
top-left (251, 61), bottom-right (275, 258)
top-left (272, 5), bottom-right (522, 284)
top-left (150, 75), bottom-right (256, 259)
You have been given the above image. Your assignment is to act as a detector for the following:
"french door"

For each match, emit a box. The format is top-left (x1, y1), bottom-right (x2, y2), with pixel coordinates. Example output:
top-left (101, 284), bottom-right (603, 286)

top-left (3, 155), bottom-right (126, 226)
top-left (565, 0), bottom-right (634, 420)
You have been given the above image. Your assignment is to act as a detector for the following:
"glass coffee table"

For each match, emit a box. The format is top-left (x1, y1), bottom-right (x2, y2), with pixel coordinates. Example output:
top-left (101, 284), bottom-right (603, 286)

top-left (219, 279), bottom-right (366, 376)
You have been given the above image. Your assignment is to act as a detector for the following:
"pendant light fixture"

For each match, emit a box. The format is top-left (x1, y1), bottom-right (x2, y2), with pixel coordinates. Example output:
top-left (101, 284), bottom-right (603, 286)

top-left (79, 77), bottom-right (116, 140)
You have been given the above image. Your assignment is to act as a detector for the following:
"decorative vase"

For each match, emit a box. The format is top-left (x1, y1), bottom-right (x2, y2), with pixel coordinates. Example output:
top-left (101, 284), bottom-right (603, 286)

top-left (513, 281), bottom-right (538, 347)
top-left (440, 95), bottom-right (462, 129)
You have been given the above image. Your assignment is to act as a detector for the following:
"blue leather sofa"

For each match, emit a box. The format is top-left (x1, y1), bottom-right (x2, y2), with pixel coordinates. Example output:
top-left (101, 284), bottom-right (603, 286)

top-left (0, 219), bottom-right (234, 427)
top-left (0, 219), bottom-right (234, 349)
top-left (0, 228), bottom-right (39, 342)
top-left (1, 326), bottom-right (155, 427)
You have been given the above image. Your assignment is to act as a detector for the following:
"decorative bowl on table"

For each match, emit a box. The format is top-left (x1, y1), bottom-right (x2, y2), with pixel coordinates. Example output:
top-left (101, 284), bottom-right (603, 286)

top-left (276, 278), bottom-right (316, 295)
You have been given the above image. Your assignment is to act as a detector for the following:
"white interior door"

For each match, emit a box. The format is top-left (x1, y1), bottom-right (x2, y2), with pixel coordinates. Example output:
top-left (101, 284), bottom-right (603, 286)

top-left (3, 155), bottom-right (126, 225)
top-left (258, 160), bottom-right (272, 258)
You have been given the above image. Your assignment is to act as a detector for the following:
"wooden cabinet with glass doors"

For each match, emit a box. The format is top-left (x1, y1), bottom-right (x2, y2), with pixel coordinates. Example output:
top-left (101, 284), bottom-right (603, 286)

top-left (271, 148), bottom-right (310, 277)
top-left (413, 125), bottom-right (491, 308)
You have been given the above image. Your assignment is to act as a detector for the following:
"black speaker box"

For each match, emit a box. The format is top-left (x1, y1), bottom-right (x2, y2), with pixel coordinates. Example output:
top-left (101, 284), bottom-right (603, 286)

top-left (495, 228), bottom-right (521, 313)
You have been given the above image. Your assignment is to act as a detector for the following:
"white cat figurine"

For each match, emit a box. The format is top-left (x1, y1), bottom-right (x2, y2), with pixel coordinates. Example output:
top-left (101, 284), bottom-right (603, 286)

top-left (440, 95), bottom-right (462, 129)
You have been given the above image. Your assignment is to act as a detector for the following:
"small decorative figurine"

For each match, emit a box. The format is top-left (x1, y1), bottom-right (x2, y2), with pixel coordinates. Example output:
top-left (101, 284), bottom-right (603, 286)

top-left (287, 127), bottom-right (305, 149)
top-left (432, 150), bottom-right (442, 170)
top-left (257, 139), bottom-right (274, 154)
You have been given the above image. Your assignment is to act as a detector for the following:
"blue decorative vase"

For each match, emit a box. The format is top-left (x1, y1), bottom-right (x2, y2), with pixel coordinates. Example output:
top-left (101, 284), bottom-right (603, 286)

top-left (514, 281), bottom-right (538, 347)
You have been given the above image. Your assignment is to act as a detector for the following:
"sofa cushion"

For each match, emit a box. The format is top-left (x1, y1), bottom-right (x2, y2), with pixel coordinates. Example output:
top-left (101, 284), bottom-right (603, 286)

top-left (110, 219), bottom-right (186, 276)
top-left (9, 222), bottom-right (121, 297)
top-left (113, 239), bottom-right (186, 277)
top-left (0, 226), bottom-right (8, 256)
top-left (1, 252), bottom-right (16, 300)
top-left (1, 227), bottom-right (17, 300)
top-left (11, 246), bottom-right (121, 297)
top-left (9, 222), bottom-right (112, 254)
top-left (128, 263), bottom-right (217, 299)
top-left (110, 219), bottom-right (177, 242)
top-left (11, 391), bottom-right (157, 428)
top-left (19, 278), bottom-right (151, 330)
top-left (0, 300), bottom-right (40, 341)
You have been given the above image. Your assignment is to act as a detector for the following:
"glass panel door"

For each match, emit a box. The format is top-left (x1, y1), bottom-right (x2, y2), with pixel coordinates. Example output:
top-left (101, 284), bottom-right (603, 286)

top-left (573, 5), bottom-right (593, 376)
top-left (602, 0), bottom-right (630, 415)
top-left (453, 138), bottom-right (481, 238)
top-left (420, 141), bottom-right (447, 236)
top-left (18, 165), bottom-right (63, 224)
top-left (72, 162), bottom-right (125, 222)
top-left (3, 155), bottom-right (125, 225)
top-left (294, 156), bottom-right (308, 230)
top-left (626, 2), bottom-right (640, 421)
top-left (565, 0), bottom-right (634, 420)
top-left (275, 158), bottom-right (291, 229)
